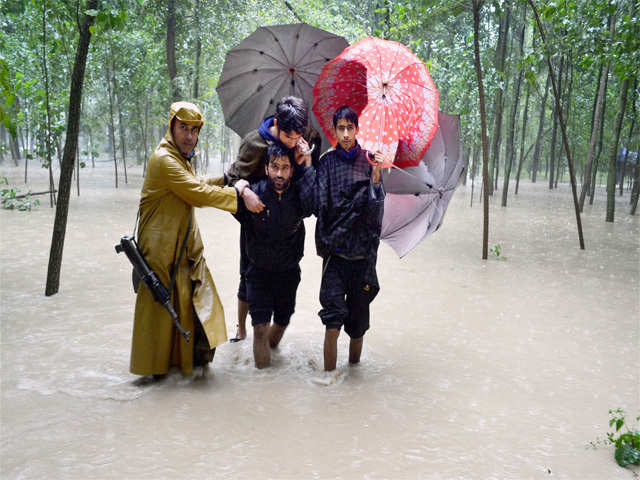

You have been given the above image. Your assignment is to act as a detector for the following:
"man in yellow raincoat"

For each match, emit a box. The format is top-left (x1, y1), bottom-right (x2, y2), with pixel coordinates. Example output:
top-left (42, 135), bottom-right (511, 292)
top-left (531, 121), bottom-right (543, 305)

top-left (130, 102), bottom-right (253, 377)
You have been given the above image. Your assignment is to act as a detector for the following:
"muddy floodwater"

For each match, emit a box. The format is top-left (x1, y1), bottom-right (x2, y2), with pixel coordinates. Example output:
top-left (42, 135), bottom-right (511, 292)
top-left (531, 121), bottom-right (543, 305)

top-left (1, 161), bottom-right (638, 479)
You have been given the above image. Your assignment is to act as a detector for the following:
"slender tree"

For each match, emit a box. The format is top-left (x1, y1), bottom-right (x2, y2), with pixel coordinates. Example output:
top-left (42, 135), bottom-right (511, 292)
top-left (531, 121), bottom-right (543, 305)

top-left (488, 1), bottom-right (511, 195)
top-left (45, 0), bottom-right (99, 296)
top-left (531, 72), bottom-right (550, 182)
top-left (472, 0), bottom-right (490, 259)
top-left (502, 1), bottom-right (526, 207)
top-left (41, 0), bottom-right (56, 208)
top-left (528, 0), bottom-right (584, 249)
top-left (606, 78), bottom-right (630, 222)
top-left (166, 0), bottom-right (179, 101)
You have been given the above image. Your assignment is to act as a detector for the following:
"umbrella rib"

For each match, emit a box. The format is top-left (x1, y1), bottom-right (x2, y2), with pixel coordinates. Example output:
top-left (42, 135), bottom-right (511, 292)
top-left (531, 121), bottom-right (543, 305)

top-left (389, 61), bottom-right (435, 87)
top-left (217, 67), bottom-right (292, 89)
top-left (226, 74), bottom-right (291, 125)
top-left (226, 47), bottom-right (289, 69)
top-left (388, 163), bottom-right (434, 189)
top-left (296, 36), bottom-right (347, 67)
top-left (384, 195), bottom-right (438, 237)
top-left (386, 42), bottom-right (403, 80)
top-left (263, 26), bottom-right (292, 65)
top-left (295, 73), bottom-right (315, 95)
top-left (290, 23), bottom-right (304, 65)
top-left (315, 78), bottom-right (368, 91)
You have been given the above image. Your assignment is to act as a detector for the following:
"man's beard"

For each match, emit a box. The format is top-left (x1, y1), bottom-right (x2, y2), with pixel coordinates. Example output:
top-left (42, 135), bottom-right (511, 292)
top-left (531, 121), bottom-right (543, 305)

top-left (269, 176), bottom-right (290, 191)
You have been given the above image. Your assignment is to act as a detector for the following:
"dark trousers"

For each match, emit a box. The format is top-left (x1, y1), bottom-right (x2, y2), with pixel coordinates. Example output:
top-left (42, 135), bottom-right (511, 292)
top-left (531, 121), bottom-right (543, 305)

top-left (246, 264), bottom-right (301, 327)
top-left (319, 256), bottom-right (373, 338)
top-left (237, 227), bottom-right (249, 302)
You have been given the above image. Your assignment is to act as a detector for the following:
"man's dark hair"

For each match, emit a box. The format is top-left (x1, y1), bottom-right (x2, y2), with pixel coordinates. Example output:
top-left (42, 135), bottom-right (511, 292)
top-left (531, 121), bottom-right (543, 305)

top-left (275, 96), bottom-right (308, 134)
top-left (266, 143), bottom-right (292, 166)
top-left (332, 105), bottom-right (358, 128)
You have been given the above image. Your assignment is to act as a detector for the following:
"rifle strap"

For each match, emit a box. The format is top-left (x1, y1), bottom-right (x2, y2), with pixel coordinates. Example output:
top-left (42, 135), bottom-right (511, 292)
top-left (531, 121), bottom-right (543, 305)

top-left (169, 210), bottom-right (193, 295)
top-left (132, 208), bottom-right (141, 241)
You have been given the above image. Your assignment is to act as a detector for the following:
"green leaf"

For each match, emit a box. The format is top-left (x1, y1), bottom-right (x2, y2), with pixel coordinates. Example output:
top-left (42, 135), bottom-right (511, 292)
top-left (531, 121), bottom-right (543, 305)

top-left (89, 25), bottom-right (95, 34)
top-left (85, 9), bottom-right (99, 17)
top-left (614, 444), bottom-right (640, 467)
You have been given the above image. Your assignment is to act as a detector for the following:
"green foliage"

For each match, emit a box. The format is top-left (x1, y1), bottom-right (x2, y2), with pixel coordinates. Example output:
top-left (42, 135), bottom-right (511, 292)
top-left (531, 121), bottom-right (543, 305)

top-left (0, 0), bottom-right (637, 188)
top-left (607, 409), bottom-right (640, 468)
top-left (0, 176), bottom-right (41, 211)
top-left (490, 243), bottom-right (506, 260)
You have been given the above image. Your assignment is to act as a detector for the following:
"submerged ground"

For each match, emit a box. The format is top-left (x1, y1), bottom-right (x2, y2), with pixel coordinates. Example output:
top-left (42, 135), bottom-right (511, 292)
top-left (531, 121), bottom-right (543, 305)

top-left (1, 162), bottom-right (638, 479)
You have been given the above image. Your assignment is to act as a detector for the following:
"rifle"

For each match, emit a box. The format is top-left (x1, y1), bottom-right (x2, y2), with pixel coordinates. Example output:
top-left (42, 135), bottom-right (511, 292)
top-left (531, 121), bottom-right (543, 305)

top-left (115, 235), bottom-right (191, 342)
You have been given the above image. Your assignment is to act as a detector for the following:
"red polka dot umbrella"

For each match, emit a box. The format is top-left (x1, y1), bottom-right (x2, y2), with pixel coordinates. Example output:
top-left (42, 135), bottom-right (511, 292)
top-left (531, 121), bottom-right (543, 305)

top-left (312, 36), bottom-right (439, 168)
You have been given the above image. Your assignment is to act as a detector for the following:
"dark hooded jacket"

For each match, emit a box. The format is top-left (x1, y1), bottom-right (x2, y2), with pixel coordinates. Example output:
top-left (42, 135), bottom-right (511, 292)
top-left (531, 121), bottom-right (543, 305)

top-left (233, 167), bottom-right (314, 272)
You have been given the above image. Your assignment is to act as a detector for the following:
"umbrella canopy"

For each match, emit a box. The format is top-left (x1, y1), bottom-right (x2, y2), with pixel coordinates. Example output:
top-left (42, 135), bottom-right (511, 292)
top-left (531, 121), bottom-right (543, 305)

top-left (216, 23), bottom-right (348, 142)
top-left (381, 112), bottom-right (466, 258)
top-left (312, 36), bottom-right (439, 167)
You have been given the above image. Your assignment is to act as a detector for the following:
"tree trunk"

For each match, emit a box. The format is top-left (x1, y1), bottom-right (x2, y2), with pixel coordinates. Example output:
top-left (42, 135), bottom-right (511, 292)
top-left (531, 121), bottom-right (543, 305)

top-left (41, 0), bottom-right (56, 208)
top-left (111, 56), bottom-right (127, 184)
top-left (580, 20), bottom-right (614, 210)
top-left (473, 0), bottom-right (490, 259)
top-left (193, 0), bottom-right (201, 99)
top-left (531, 72), bottom-right (550, 183)
top-left (590, 70), bottom-right (610, 204)
top-left (630, 133), bottom-right (640, 214)
top-left (461, 145), bottom-right (470, 185)
top-left (76, 142), bottom-right (80, 196)
top-left (106, 65), bottom-right (118, 188)
top-left (166, 0), bottom-right (179, 101)
top-left (606, 78), bottom-right (630, 222)
top-left (0, 123), bottom-right (5, 163)
top-left (143, 97), bottom-right (149, 176)
top-left (619, 103), bottom-right (635, 197)
top-left (10, 133), bottom-right (20, 163)
top-left (502, 2), bottom-right (526, 207)
top-left (628, 79), bottom-right (638, 204)
top-left (548, 56), bottom-right (564, 190)
top-left (528, 0), bottom-right (584, 249)
top-left (515, 77), bottom-right (531, 194)
top-left (89, 129), bottom-right (95, 168)
top-left (45, 0), bottom-right (98, 296)
top-left (488, 2), bottom-right (511, 195)
top-left (471, 142), bottom-right (480, 207)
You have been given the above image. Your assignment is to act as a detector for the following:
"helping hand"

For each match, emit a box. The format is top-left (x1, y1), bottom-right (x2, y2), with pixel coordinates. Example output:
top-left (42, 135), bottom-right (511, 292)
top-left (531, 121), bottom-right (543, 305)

top-left (241, 187), bottom-right (265, 213)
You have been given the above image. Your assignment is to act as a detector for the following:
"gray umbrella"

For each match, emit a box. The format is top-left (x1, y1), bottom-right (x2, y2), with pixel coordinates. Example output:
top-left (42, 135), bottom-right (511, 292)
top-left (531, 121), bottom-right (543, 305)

top-left (381, 112), bottom-right (467, 258)
top-left (216, 23), bottom-right (349, 142)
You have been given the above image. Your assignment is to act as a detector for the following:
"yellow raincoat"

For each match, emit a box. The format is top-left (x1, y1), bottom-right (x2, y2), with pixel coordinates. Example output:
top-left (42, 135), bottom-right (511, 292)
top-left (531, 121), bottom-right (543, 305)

top-left (130, 102), bottom-right (237, 376)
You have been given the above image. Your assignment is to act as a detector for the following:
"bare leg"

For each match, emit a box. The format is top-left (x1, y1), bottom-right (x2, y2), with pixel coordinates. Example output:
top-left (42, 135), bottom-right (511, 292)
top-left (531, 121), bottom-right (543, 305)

top-left (268, 324), bottom-right (287, 349)
top-left (253, 323), bottom-right (270, 368)
top-left (234, 299), bottom-right (249, 340)
top-left (324, 328), bottom-right (340, 371)
top-left (349, 336), bottom-right (363, 365)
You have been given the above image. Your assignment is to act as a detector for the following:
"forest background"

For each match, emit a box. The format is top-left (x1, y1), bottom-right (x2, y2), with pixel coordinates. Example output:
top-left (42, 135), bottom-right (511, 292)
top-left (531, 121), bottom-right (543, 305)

top-left (0, 0), bottom-right (638, 236)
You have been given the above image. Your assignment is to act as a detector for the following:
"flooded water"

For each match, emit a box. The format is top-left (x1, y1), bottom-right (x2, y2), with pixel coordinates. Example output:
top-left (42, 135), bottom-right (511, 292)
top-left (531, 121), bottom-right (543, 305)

top-left (1, 161), bottom-right (638, 479)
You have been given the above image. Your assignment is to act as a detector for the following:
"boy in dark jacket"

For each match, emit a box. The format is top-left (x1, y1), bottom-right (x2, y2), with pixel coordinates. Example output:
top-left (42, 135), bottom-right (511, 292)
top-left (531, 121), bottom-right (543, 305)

top-left (298, 105), bottom-right (384, 371)
top-left (233, 144), bottom-right (314, 368)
